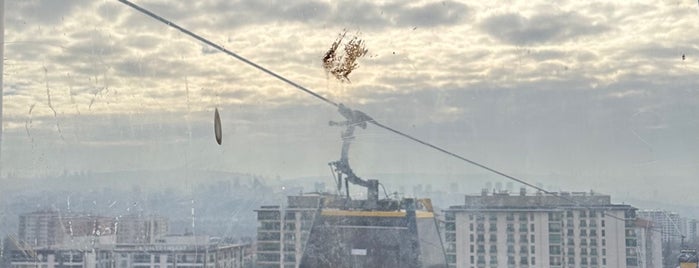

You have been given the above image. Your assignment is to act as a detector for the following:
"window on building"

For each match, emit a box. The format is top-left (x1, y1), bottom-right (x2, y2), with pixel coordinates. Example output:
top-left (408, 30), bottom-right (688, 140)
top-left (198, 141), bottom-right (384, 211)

top-left (520, 234), bottom-right (528, 243)
top-left (519, 223), bottom-right (528, 232)
top-left (519, 213), bottom-right (528, 221)
top-left (549, 245), bottom-right (561, 255)
top-left (520, 256), bottom-right (528, 265)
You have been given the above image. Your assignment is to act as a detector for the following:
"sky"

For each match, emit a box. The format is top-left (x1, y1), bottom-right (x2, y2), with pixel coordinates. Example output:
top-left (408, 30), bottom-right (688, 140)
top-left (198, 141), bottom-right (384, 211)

top-left (1, 0), bottom-right (699, 205)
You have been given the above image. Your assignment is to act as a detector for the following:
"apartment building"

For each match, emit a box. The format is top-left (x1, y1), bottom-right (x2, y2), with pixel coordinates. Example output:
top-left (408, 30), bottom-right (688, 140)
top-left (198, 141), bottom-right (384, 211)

top-left (444, 190), bottom-right (642, 268)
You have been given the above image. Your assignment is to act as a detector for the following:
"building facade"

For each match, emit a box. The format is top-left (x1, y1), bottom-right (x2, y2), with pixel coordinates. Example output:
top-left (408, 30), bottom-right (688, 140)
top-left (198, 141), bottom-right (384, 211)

top-left (444, 191), bottom-right (640, 268)
top-left (6, 237), bottom-right (251, 268)
top-left (254, 196), bottom-right (318, 268)
top-left (637, 210), bottom-right (685, 243)
top-left (116, 214), bottom-right (168, 244)
top-left (634, 218), bottom-right (663, 268)
top-left (18, 210), bottom-right (115, 247)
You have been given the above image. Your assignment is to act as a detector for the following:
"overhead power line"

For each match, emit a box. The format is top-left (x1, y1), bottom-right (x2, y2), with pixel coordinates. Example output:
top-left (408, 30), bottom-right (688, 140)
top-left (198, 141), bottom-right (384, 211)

top-left (117, 0), bottom-right (683, 238)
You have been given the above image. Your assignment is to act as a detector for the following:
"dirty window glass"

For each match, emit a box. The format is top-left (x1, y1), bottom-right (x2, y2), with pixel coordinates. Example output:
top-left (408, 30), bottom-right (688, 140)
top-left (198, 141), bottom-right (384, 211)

top-left (1, 1), bottom-right (698, 268)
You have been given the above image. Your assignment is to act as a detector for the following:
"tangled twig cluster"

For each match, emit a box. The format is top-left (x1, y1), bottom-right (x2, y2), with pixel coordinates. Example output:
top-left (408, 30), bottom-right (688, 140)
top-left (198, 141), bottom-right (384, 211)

top-left (322, 31), bottom-right (368, 83)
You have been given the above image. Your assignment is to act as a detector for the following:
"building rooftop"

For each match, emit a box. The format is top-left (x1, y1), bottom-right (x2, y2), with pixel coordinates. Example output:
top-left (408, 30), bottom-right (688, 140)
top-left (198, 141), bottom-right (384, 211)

top-left (447, 190), bottom-right (634, 210)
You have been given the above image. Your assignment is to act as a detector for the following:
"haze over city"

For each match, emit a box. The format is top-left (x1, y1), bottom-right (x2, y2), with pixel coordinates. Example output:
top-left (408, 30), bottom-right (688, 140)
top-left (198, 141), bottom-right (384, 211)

top-left (1, 0), bottom-right (698, 218)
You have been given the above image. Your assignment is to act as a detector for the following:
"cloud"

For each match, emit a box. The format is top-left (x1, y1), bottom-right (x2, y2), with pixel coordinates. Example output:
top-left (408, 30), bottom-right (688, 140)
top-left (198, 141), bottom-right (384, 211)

top-left (480, 11), bottom-right (609, 45)
top-left (8, 0), bottom-right (91, 25)
top-left (392, 1), bottom-right (468, 27)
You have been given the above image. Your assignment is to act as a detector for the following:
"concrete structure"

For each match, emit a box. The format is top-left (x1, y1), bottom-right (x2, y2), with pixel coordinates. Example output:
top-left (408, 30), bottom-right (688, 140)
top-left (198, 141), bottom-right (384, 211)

top-left (116, 214), bottom-right (168, 244)
top-left (18, 210), bottom-right (66, 247)
top-left (18, 210), bottom-right (115, 247)
top-left (255, 194), bottom-right (446, 268)
top-left (634, 218), bottom-right (663, 268)
top-left (443, 190), bottom-right (641, 268)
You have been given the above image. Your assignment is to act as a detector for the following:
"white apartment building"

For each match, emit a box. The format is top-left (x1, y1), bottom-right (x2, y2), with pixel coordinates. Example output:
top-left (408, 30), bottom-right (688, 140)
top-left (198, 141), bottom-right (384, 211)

top-left (444, 190), bottom-right (643, 268)
top-left (255, 196), bottom-right (318, 268)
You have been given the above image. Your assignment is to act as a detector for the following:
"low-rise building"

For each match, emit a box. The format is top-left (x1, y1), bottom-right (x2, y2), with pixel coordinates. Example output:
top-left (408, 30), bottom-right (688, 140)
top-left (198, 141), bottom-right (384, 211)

top-left (6, 235), bottom-right (251, 268)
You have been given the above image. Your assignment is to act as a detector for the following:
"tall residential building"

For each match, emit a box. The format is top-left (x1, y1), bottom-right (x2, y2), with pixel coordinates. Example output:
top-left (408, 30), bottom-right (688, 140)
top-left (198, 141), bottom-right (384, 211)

top-left (444, 191), bottom-right (641, 268)
top-left (255, 196), bottom-right (317, 268)
top-left (636, 210), bottom-right (685, 243)
top-left (116, 214), bottom-right (168, 244)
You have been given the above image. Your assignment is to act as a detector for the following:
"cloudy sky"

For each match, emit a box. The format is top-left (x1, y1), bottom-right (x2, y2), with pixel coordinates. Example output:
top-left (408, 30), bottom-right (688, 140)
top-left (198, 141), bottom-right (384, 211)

top-left (1, 0), bottom-right (699, 204)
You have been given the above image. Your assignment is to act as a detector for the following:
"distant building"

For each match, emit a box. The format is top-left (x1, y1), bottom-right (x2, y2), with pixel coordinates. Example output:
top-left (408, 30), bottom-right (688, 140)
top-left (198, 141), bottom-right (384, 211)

top-left (443, 190), bottom-right (642, 268)
top-left (18, 210), bottom-right (66, 247)
top-left (18, 210), bottom-right (115, 247)
top-left (637, 210), bottom-right (685, 243)
top-left (6, 235), bottom-right (251, 268)
top-left (634, 218), bottom-right (663, 268)
top-left (689, 219), bottom-right (699, 243)
top-left (116, 214), bottom-right (168, 244)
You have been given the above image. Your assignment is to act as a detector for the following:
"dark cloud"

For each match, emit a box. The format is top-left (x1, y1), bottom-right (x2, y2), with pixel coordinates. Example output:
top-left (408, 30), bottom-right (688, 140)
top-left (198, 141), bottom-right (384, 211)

top-left (8, 0), bottom-right (91, 25)
top-left (392, 1), bottom-right (468, 27)
top-left (480, 11), bottom-right (609, 45)
top-left (121, 0), bottom-right (467, 30)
